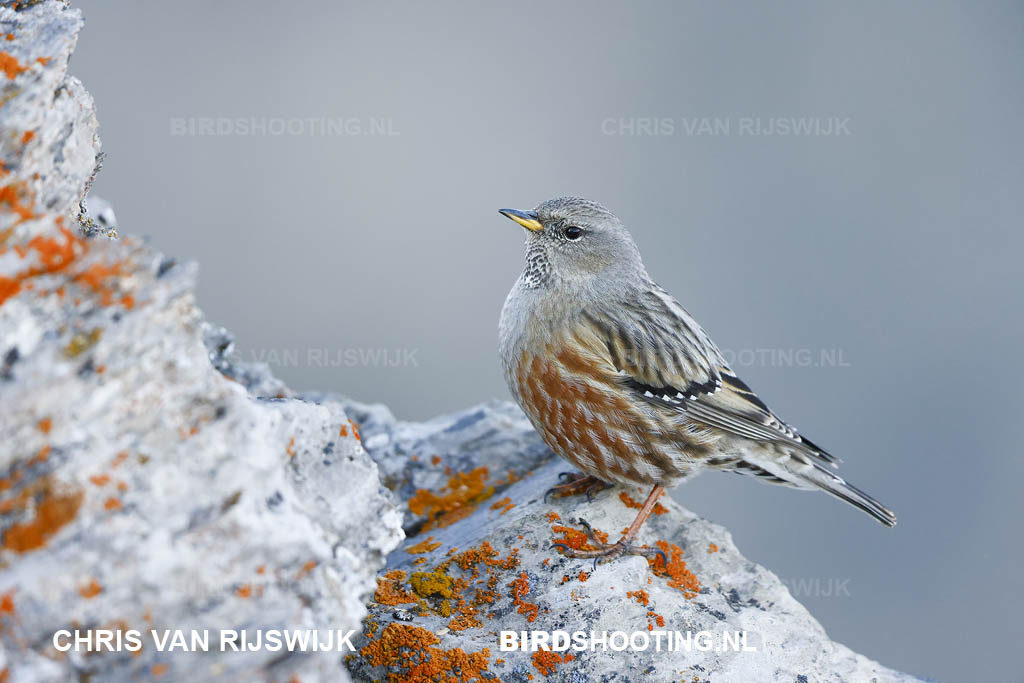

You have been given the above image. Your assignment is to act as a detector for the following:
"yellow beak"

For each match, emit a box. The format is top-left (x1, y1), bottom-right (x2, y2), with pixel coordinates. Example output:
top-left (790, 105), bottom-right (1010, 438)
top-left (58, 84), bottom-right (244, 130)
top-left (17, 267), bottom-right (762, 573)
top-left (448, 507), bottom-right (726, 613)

top-left (499, 208), bottom-right (543, 232)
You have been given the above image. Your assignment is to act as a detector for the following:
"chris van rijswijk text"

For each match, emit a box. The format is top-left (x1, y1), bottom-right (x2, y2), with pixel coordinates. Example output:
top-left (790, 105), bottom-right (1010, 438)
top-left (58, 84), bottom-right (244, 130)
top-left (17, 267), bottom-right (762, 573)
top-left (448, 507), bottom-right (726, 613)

top-left (52, 629), bottom-right (358, 653)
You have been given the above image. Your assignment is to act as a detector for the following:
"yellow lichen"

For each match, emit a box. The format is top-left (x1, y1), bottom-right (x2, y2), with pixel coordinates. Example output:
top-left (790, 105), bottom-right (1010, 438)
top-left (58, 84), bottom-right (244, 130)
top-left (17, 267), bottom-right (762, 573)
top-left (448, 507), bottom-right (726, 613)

top-left (409, 567), bottom-right (454, 599)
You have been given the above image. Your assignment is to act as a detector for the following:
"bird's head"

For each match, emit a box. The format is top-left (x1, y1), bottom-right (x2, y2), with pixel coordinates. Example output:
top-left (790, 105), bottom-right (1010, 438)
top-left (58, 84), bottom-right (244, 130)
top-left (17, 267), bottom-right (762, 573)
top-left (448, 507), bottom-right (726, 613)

top-left (499, 197), bottom-right (646, 291)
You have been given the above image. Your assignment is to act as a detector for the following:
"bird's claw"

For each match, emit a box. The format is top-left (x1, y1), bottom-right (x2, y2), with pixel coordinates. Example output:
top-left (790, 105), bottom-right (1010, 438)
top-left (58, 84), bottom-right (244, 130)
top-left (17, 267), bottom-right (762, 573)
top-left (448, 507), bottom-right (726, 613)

top-left (544, 473), bottom-right (610, 502)
top-left (551, 518), bottom-right (667, 567)
top-left (584, 480), bottom-right (611, 503)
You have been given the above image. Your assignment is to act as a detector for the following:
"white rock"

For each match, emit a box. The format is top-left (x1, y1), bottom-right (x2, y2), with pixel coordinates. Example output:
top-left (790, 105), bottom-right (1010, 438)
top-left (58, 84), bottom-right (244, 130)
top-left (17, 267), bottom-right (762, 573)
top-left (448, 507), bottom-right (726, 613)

top-left (0, 0), bottom-right (99, 236)
top-left (0, 3), bottom-right (403, 681)
top-left (344, 401), bottom-right (923, 683)
top-left (0, 2), bottom-right (921, 681)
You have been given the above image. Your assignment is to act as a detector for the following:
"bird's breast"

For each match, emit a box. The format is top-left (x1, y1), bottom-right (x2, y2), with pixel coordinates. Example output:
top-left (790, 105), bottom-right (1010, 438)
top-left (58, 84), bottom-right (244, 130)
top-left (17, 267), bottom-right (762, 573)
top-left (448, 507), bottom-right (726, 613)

top-left (508, 333), bottom-right (693, 487)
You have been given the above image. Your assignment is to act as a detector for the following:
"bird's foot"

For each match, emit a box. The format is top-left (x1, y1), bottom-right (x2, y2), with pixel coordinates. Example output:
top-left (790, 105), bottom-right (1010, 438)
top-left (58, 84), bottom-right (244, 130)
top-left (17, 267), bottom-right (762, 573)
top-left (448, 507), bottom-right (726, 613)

top-left (551, 518), bottom-right (667, 567)
top-left (544, 472), bottom-right (612, 503)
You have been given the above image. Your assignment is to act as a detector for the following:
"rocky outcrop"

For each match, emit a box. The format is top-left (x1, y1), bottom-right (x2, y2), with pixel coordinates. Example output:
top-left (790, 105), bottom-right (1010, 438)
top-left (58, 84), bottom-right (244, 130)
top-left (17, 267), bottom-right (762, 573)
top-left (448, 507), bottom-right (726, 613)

top-left (0, 3), bottom-right (402, 681)
top-left (340, 401), bottom-right (920, 683)
top-left (0, 0), bottom-right (98, 229)
top-left (1, 2), bottom-right (918, 682)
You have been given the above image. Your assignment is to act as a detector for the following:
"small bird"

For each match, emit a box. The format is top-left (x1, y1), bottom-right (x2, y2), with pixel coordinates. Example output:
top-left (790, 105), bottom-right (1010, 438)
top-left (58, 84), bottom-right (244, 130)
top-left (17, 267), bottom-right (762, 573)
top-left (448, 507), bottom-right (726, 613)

top-left (498, 197), bottom-right (896, 562)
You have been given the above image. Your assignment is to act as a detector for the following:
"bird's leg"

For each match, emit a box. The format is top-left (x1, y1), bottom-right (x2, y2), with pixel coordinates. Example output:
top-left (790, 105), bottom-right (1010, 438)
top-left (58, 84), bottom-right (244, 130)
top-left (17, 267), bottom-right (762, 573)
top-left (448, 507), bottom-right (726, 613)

top-left (552, 485), bottom-right (667, 564)
top-left (544, 472), bottom-right (612, 502)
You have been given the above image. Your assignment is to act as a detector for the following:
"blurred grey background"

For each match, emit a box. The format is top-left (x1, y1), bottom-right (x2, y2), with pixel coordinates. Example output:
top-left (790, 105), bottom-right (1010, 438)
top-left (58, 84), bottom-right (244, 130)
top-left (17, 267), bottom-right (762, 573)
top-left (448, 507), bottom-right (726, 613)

top-left (72, 1), bottom-right (1022, 680)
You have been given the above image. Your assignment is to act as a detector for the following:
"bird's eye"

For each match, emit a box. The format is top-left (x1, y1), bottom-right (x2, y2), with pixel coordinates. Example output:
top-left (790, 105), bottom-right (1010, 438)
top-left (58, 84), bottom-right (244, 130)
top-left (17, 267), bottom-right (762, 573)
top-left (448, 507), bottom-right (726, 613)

top-left (563, 226), bottom-right (583, 240)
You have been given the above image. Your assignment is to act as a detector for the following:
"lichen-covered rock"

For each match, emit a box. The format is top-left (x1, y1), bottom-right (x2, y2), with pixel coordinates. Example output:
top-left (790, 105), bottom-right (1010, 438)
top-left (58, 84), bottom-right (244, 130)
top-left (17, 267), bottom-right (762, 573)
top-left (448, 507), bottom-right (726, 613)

top-left (336, 398), bottom-right (552, 533)
top-left (0, 2), bottom-right (403, 681)
top-left (0, 2), bottom-right (920, 681)
top-left (1, 0), bottom-right (99, 235)
top-left (344, 401), bottom-right (921, 683)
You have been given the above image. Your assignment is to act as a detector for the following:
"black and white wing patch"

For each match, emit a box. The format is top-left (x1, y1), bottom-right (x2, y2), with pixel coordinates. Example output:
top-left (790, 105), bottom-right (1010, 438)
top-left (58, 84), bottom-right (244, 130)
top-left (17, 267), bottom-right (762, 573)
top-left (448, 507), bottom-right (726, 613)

top-left (581, 287), bottom-right (839, 469)
top-left (625, 371), bottom-right (839, 467)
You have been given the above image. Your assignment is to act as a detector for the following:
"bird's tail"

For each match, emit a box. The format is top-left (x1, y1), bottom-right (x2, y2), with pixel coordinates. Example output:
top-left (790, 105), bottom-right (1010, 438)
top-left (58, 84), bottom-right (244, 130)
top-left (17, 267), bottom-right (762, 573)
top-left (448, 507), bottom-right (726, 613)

top-left (799, 463), bottom-right (897, 527)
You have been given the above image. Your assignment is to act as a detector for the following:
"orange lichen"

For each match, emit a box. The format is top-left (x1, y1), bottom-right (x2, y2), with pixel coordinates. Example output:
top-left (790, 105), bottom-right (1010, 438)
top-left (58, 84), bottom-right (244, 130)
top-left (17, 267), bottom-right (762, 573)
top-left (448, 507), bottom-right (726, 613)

top-left (0, 183), bottom-right (35, 222)
top-left (0, 277), bottom-right (21, 305)
top-left (36, 417), bottom-right (51, 434)
top-left (707, 543), bottom-right (718, 553)
top-left (89, 474), bottom-right (110, 487)
top-left (0, 486), bottom-right (25, 512)
top-left (647, 610), bottom-right (665, 628)
top-left (577, 571), bottom-right (589, 583)
top-left (338, 425), bottom-right (348, 437)
top-left (79, 579), bottom-right (102, 599)
top-left (120, 294), bottom-right (134, 310)
top-left (0, 471), bottom-right (19, 493)
top-left (286, 437), bottom-right (296, 458)
top-left (489, 497), bottom-right (514, 515)
top-left (649, 540), bottom-right (700, 598)
top-left (532, 650), bottom-right (574, 676)
top-left (627, 589), bottom-right (650, 606)
top-left (36, 57), bottom-right (50, 66)
top-left (235, 584), bottom-right (253, 598)
top-left (297, 560), bottom-right (318, 578)
top-left (2, 481), bottom-right (83, 553)
top-left (360, 623), bottom-right (491, 683)
top-left (0, 591), bottom-right (13, 639)
top-left (408, 467), bottom-right (495, 532)
top-left (31, 445), bottom-right (50, 464)
top-left (545, 511), bottom-right (560, 523)
top-left (111, 451), bottom-right (129, 468)
top-left (510, 572), bottom-right (539, 622)
top-left (550, 524), bottom-right (608, 552)
top-left (375, 570), bottom-right (417, 606)
top-left (0, 52), bottom-right (26, 78)
top-left (447, 614), bottom-right (482, 631)
top-left (619, 490), bottom-right (668, 515)
top-left (20, 130), bottom-right (34, 144)
top-left (348, 419), bottom-right (361, 442)
top-left (0, 219), bottom-right (134, 312)
top-left (0, 224), bottom-right (102, 308)
top-left (73, 262), bottom-right (124, 305)
top-left (22, 226), bottom-right (80, 271)
top-left (4, 33), bottom-right (13, 41)
top-left (451, 541), bottom-right (519, 573)
top-left (430, 455), bottom-right (441, 466)
top-left (383, 542), bottom-right (520, 632)
top-left (151, 663), bottom-right (168, 677)
top-left (406, 536), bottom-right (442, 554)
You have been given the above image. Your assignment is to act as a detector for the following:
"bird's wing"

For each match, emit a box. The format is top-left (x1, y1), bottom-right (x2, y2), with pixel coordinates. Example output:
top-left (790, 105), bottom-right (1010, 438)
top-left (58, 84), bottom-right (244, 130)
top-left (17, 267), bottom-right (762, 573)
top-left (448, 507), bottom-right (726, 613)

top-left (580, 286), bottom-right (838, 468)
